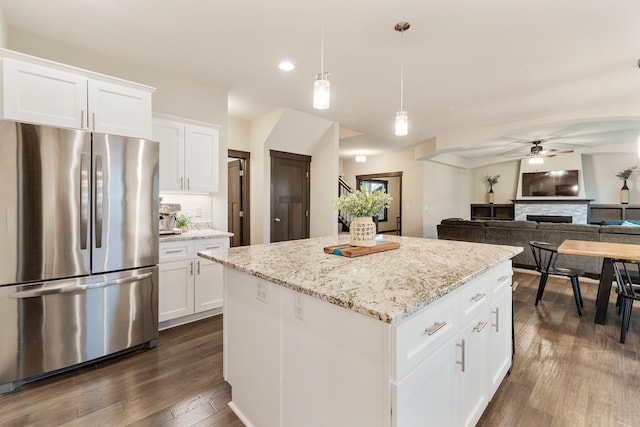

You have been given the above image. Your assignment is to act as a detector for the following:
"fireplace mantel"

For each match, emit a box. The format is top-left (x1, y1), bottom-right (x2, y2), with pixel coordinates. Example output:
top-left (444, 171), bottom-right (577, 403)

top-left (512, 199), bottom-right (593, 204)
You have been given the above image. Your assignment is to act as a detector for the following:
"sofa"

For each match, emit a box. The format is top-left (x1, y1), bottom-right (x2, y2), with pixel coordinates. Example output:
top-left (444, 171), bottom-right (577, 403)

top-left (437, 218), bottom-right (640, 276)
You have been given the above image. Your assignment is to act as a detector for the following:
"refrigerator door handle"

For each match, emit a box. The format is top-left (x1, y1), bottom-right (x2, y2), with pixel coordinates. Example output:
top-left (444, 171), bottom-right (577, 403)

top-left (9, 272), bottom-right (153, 299)
top-left (95, 154), bottom-right (104, 248)
top-left (80, 153), bottom-right (90, 250)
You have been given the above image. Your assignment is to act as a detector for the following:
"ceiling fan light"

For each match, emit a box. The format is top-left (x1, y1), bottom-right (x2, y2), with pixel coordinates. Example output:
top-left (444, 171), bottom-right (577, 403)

top-left (355, 154), bottom-right (367, 163)
top-left (395, 110), bottom-right (408, 136)
top-left (529, 156), bottom-right (544, 165)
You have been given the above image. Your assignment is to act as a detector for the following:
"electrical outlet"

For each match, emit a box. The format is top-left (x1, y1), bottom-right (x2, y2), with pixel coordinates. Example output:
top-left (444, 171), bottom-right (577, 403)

top-left (294, 294), bottom-right (304, 320)
top-left (256, 282), bottom-right (269, 304)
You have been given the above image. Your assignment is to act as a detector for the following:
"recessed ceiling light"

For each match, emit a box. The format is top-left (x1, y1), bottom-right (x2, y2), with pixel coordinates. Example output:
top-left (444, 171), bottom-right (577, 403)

top-left (279, 61), bottom-right (295, 71)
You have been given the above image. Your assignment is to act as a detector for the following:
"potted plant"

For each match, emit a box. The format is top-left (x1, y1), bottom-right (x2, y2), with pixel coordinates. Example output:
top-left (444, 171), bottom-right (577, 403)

top-left (175, 213), bottom-right (191, 232)
top-left (483, 175), bottom-right (500, 204)
top-left (333, 188), bottom-right (392, 247)
top-left (617, 166), bottom-right (637, 204)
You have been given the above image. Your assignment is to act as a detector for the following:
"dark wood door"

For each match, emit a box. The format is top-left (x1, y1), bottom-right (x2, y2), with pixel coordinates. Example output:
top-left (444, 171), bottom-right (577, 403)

top-left (228, 159), bottom-right (242, 247)
top-left (270, 150), bottom-right (310, 242)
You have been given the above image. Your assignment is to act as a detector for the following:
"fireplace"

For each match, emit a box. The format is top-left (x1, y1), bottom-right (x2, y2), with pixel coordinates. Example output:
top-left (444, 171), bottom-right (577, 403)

top-left (513, 199), bottom-right (592, 224)
top-left (526, 214), bottom-right (572, 223)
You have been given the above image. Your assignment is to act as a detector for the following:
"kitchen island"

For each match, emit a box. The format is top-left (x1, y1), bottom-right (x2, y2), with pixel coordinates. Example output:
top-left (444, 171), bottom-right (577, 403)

top-left (198, 235), bottom-right (522, 427)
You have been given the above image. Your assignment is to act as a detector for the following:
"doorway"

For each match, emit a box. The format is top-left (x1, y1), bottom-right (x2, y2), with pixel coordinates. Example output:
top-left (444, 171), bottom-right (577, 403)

top-left (228, 149), bottom-right (250, 247)
top-left (357, 172), bottom-right (402, 235)
top-left (270, 150), bottom-right (311, 242)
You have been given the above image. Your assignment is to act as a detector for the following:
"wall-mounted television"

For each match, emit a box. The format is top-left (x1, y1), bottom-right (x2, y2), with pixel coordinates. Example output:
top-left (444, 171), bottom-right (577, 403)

top-left (522, 170), bottom-right (579, 197)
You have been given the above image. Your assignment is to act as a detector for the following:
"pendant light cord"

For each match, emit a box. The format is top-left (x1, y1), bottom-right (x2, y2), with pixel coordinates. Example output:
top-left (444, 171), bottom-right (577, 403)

top-left (399, 30), bottom-right (404, 111)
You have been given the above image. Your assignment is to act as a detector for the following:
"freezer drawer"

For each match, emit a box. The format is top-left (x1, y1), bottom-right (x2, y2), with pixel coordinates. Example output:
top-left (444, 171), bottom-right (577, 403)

top-left (0, 266), bottom-right (158, 392)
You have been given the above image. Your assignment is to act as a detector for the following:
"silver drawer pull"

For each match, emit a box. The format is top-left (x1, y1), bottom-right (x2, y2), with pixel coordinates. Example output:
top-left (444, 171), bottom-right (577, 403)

top-left (497, 275), bottom-right (509, 283)
top-left (471, 293), bottom-right (486, 302)
top-left (425, 321), bottom-right (447, 336)
top-left (492, 307), bottom-right (499, 332)
top-left (456, 339), bottom-right (465, 372)
top-left (204, 246), bottom-right (221, 250)
top-left (165, 249), bottom-right (184, 254)
top-left (473, 321), bottom-right (488, 333)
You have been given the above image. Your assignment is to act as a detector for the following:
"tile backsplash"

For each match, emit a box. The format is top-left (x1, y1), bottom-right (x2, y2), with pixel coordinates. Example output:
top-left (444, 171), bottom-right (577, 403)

top-left (159, 193), bottom-right (212, 225)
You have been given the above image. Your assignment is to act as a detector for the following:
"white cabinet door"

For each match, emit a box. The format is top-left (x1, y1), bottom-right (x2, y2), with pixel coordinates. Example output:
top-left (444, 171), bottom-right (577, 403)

top-left (488, 287), bottom-right (513, 396)
top-left (392, 337), bottom-right (458, 427)
top-left (153, 118), bottom-right (185, 191)
top-left (185, 124), bottom-right (219, 193)
top-left (158, 259), bottom-right (194, 322)
top-left (2, 58), bottom-right (87, 129)
top-left (194, 258), bottom-right (223, 313)
top-left (88, 79), bottom-right (152, 139)
top-left (458, 314), bottom-right (490, 427)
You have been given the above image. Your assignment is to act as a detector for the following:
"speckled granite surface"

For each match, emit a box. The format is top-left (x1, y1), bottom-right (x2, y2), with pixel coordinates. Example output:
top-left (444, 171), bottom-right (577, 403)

top-left (160, 229), bottom-right (233, 243)
top-left (198, 235), bottom-right (522, 324)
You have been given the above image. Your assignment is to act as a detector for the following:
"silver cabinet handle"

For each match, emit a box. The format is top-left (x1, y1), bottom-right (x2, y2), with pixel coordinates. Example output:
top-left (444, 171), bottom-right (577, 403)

top-left (95, 154), bottom-right (103, 248)
top-left (164, 249), bottom-right (184, 254)
top-left (204, 246), bottom-right (221, 250)
top-left (457, 339), bottom-right (465, 372)
top-left (274, 218), bottom-right (281, 222)
top-left (471, 293), bottom-right (486, 302)
top-left (180, 177), bottom-right (184, 190)
top-left (92, 112), bottom-right (96, 130)
top-left (187, 177), bottom-right (190, 190)
top-left (81, 109), bottom-right (85, 128)
top-left (190, 261), bottom-right (194, 276)
top-left (492, 307), bottom-right (500, 332)
top-left (473, 321), bottom-right (488, 333)
top-left (197, 260), bottom-right (201, 275)
top-left (425, 321), bottom-right (447, 336)
top-left (498, 275), bottom-right (509, 283)
top-left (80, 152), bottom-right (89, 250)
top-left (10, 272), bottom-right (153, 299)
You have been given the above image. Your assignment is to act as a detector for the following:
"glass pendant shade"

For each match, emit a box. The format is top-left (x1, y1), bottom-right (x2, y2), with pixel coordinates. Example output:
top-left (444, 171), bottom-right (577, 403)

top-left (528, 156), bottom-right (544, 165)
top-left (395, 110), bottom-right (408, 136)
top-left (313, 73), bottom-right (330, 109)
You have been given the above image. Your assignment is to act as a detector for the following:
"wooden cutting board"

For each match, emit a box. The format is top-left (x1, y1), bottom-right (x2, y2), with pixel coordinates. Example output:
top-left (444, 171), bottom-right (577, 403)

top-left (324, 241), bottom-right (400, 257)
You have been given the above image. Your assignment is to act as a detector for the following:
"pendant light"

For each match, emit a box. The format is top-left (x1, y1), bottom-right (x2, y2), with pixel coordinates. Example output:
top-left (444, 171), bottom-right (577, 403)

top-left (395, 22), bottom-right (410, 136)
top-left (313, 16), bottom-right (330, 109)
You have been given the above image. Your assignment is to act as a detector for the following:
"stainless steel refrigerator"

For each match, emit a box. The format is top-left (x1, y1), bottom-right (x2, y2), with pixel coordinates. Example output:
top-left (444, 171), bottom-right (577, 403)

top-left (0, 121), bottom-right (159, 393)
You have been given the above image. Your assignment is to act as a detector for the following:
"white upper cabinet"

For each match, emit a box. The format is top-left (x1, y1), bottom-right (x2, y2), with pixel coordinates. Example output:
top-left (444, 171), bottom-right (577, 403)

top-left (153, 115), bottom-right (219, 193)
top-left (88, 79), bottom-right (152, 138)
top-left (0, 51), bottom-right (154, 139)
top-left (1, 58), bottom-right (87, 129)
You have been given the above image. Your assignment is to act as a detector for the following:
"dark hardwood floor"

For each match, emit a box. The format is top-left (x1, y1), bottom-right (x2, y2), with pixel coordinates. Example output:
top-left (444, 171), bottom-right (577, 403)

top-left (1, 270), bottom-right (639, 426)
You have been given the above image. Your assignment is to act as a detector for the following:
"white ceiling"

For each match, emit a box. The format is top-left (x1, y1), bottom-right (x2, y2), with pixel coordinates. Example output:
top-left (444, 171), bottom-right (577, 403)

top-left (3, 0), bottom-right (640, 161)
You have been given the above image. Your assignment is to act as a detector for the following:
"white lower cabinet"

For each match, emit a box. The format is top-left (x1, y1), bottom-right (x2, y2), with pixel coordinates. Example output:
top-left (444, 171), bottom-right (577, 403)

top-left (224, 260), bottom-right (513, 427)
top-left (159, 237), bottom-right (228, 325)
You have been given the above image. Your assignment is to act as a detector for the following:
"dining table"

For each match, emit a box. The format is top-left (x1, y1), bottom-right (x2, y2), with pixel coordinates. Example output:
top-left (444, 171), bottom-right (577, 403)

top-left (557, 239), bottom-right (640, 324)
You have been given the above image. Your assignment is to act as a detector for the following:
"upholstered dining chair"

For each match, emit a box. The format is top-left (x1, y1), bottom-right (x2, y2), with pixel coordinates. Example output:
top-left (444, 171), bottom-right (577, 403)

top-left (612, 260), bottom-right (640, 343)
top-left (529, 241), bottom-right (584, 316)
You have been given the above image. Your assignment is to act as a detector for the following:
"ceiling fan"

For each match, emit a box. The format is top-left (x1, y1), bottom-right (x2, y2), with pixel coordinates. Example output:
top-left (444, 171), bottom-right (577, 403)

top-left (505, 140), bottom-right (574, 161)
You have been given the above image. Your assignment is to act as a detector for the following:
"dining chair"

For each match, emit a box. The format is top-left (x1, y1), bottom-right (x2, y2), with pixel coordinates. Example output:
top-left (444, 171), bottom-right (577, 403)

top-left (529, 241), bottom-right (584, 316)
top-left (612, 260), bottom-right (640, 343)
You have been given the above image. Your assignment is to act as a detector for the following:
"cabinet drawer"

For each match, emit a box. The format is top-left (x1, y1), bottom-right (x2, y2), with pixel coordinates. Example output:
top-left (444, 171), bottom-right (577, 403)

top-left (485, 261), bottom-right (512, 296)
top-left (195, 238), bottom-right (229, 253)
top-left (393, 291), bottom-right (459, 380)
top-left (459, 273), bottom-right (490, 325)
top-left (159, 241), bottom-right (194, 262)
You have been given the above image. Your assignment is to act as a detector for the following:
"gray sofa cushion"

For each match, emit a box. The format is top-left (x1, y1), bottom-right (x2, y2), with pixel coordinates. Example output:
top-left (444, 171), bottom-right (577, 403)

top-left (485, 220), bottom-right (537, 229)
top-left (484, 221), bottom-right (537, 266)
top-left (436, 220), bottom-right (486, 243)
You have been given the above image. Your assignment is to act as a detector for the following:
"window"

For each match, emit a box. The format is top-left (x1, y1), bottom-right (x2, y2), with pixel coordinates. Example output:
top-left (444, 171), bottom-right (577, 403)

top-left (360, 179), bottom-right (388, 221)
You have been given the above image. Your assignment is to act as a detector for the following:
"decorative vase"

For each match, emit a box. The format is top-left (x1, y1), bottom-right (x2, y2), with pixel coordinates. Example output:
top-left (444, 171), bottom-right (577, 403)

top-left (621, 180), bottom-right (630, 204)
top-left (350, 216), bottom-right (377, 247)
top-left (178, 225), bottom-right (189, 232)
top-left (488, 185), bottom-right (495, 204)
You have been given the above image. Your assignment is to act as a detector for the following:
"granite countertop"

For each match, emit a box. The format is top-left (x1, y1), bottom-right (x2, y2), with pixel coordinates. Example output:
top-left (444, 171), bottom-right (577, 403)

top-left (198, 235), bottom-right (522, 324)
top-left (160, 229), bottom-right (233, 243)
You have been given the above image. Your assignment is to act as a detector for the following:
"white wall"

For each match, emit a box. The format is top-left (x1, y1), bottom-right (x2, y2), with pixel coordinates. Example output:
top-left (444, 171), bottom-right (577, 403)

top-left (8, 29), bottom-right (230, 230)
top-left (342, 149), bottom-right (424, 238)
top-left (229, 117), bottom-right (251, 152)
top-left (0, 6), bottom-right (7, 48)
top-left (422, 161), bottom-right (470, 237)
top-left (470, 151), bottom-right (640, 205)
top-left (310, 123), bottom-right (340, 238)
